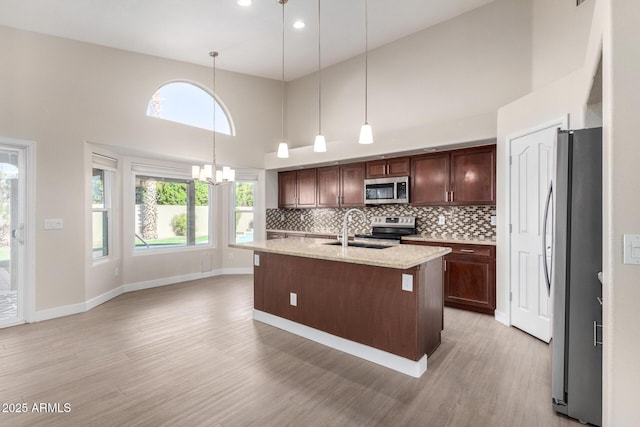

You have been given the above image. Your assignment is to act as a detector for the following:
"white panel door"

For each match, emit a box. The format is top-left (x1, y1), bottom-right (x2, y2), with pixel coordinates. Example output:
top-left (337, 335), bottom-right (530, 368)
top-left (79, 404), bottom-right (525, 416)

top-left (509, 127), bottom-right (555, 342)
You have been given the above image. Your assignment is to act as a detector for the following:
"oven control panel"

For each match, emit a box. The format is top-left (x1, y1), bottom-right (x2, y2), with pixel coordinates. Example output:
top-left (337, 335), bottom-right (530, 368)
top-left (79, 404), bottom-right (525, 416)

top-left (370, 216), bottom-right (415, 227)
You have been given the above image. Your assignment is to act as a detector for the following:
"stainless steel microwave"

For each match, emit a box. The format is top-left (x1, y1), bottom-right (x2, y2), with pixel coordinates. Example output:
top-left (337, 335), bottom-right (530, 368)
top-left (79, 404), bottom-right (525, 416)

top-left (364, 176), bottom-right (409, 204)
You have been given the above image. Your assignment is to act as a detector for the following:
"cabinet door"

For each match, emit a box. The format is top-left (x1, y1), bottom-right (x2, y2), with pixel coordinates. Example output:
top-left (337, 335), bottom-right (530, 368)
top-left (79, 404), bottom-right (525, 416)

top-left (296, 169), bottom-right (317, 207)
top-left (411, 153), bottom-right (449, 205)
top-left (317, 166), bottom-right (340, 208)
top-left (365, 160), bottom-right (388, 178)
top-left (449, 145), bottom-right (496, 205)
top-left (444, 255), bottom-right (496, 314)
top-left (340, 163), bottom-right (365, 207)
top-left (387, 157), bottom-right (411, 177)
top-left (278, 171), bottom-right (297, 208)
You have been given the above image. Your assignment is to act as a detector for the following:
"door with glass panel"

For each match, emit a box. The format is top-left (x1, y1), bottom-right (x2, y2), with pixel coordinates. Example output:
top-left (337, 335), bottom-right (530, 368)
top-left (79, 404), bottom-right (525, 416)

top-left (0, 146), bottom-right (26, 327)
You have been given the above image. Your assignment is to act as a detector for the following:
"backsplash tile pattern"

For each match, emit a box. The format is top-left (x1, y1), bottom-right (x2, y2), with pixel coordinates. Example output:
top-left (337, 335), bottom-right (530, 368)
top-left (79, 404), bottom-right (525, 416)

top-left (266, 205), bottom-right (496, 240)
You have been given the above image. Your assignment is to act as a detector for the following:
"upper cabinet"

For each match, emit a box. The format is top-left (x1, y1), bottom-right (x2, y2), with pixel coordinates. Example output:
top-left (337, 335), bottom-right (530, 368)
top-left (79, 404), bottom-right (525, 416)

top-left (317, 163), bottom-right (365, 208)
top-left (412, 145), bottom-right (496, 206)
top-left (278, 169), bottom-right (317, 208)
top-left (365, 157), bottom-right (411, 179)
top-left (278, 144), bottom-right (495, 209)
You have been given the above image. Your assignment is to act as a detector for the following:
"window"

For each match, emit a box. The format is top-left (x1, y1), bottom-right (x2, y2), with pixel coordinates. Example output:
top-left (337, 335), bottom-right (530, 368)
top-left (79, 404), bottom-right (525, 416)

top-left (92, 154), bottom-right (116, 260)
top-left (134, 169), bottom-right (210, 250)
top-left (232, 181), bottom-right (255, 244)
top-left (147, 81), bottom-right (234, 135)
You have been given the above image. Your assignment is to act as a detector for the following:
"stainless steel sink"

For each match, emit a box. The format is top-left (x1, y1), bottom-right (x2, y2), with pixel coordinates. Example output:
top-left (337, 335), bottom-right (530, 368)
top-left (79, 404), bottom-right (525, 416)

top-left (323, 241), bottom-right (392, 249)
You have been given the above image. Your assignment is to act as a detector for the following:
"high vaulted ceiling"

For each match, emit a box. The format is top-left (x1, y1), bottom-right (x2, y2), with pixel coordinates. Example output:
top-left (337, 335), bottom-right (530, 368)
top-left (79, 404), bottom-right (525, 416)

top-left (0, 0), bottom-right (495, 80)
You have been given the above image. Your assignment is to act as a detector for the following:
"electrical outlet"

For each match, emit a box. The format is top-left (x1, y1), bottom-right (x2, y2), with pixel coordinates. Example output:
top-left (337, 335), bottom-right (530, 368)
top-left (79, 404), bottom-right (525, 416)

top-left (490, 215), bottom-right (497, 226)
top-left (438, 215), bottom-right (445, 225)
top-left (301, 214), bottom-right (305, 221)
top-left (280, 214), bottom-right (285, 221)
top-left (290, 292), bottom-right (297, 306)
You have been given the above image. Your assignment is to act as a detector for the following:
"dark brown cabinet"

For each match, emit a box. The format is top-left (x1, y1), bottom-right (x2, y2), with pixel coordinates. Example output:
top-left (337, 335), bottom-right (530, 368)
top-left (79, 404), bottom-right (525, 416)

top-left (411, 145), bottom-right (496, 206)
top-left (403, 240), bottom-right (496, 315)
top-left (365, 157), bottom-right (411, 178)
top-left (278, 169), bottom-right (317, 208)
top-left (443, 244), bottom-right (496, 315)
top-left (317, 163), bottom-right (365, 208)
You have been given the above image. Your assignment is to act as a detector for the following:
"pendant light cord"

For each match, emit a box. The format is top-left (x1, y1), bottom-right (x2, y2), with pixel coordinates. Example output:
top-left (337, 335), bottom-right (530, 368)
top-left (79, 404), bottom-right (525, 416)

top-left (317, 0), bottom-right (322, 135)
top-left (281, 0), bottom-right (286, 142)
top-left (210, 51), bottom-right (218, 177)
top-left (364, 0), bottom-right (368, 124)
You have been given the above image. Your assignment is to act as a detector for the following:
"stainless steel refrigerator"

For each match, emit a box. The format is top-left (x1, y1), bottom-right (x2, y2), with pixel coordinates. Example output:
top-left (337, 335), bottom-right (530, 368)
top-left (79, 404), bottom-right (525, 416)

top-left (544, 128), bottom-right (602, 426)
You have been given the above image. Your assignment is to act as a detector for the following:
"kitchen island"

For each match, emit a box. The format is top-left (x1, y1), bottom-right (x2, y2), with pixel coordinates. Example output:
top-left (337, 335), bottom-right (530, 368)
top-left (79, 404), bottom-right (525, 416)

top-left (230, 237), bottom-right (451, 377)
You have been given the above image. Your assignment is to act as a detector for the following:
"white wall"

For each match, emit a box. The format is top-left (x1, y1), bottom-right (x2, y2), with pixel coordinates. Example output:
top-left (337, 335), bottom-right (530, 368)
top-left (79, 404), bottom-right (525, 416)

top-left (602, 0), bottom-right (640, 424)
top-left (532, 0), bottom-right (597, 89)
top-left (0, 25), bottom-right (281, 311)
top-left (266, 0), bottom-right (532, 170)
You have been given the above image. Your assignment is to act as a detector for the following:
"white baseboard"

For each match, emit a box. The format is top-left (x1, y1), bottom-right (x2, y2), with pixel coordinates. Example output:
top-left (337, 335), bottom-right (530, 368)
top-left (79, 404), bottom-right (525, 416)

top-left (86, 286), bottom-right (124, 311)
top-left (221, 268), bottom-right (253, 275)
top-left (253, 310), bottom-right (428, 378)
top-left (34, 301), bottom-right (87, 322)
top-left (494, 309), bottom-right (510, 326)
top-left (123, 269), bottom-right (224, 293)
top-left (33, 270), bottom-right (250, 323)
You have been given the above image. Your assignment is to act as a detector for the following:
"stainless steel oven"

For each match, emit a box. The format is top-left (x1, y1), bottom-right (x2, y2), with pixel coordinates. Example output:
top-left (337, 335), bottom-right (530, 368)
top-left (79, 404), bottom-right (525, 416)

top-left (364, 176), bottom-right (409, 205)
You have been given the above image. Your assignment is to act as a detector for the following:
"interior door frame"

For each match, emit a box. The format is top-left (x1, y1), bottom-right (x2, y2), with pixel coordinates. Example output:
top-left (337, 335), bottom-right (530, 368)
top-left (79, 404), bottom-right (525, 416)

top-left (505, 116), bottom-right (568, 328)
top-left (0, 136), bottom-right (36, 326)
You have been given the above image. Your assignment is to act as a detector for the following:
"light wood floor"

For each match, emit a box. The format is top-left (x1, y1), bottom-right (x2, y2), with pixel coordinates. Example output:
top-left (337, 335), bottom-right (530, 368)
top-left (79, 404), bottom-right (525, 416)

top-left (0, 275), bottom-right (582, 426)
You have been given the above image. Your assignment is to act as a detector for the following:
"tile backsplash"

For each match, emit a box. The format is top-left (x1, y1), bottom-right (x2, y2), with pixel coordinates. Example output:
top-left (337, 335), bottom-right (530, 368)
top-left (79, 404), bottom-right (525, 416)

top-left (266, 205), bottom-right (496, 240)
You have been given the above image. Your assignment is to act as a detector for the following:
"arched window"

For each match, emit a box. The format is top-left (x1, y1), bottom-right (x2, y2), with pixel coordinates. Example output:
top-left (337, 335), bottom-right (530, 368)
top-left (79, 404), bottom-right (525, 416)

top-left (146, 81), bottom-right (233, 135)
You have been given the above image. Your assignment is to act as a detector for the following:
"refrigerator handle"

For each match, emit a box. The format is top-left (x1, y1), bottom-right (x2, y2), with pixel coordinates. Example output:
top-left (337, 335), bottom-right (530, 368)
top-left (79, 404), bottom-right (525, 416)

top-left (542, 182), bottom-right (553, 295)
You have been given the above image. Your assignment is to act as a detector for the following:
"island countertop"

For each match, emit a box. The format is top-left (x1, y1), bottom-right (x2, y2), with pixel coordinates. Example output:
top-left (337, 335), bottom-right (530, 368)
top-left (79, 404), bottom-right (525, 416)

top-left (230, 237), bottom-right (451, 270)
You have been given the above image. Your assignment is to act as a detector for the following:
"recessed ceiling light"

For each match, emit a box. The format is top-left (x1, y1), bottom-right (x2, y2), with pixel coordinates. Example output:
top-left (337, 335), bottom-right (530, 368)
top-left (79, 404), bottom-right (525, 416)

top-left (293, 20), bottom-right (305, 29)
top-left (237, 0), bottom-right (252, 6)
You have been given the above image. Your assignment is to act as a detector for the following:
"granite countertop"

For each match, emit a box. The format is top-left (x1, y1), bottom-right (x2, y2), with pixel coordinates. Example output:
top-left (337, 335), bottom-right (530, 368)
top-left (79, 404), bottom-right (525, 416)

top-left (230, 238), bottom-right (451, 270)
top-left (401, 235), bottom-right (497, 246)
top-left (267, 229), bottom-right (340, 236)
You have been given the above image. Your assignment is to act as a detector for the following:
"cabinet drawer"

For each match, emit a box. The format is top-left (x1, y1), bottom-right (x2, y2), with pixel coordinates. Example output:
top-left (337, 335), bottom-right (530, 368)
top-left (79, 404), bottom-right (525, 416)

top-left (446, 244), bottom-right (494, 258)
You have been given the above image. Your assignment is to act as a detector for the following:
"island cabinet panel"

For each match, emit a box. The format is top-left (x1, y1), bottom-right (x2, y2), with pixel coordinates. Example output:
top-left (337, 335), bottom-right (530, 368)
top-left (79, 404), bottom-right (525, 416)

top-left (253, 251), bottom-right (443, 361)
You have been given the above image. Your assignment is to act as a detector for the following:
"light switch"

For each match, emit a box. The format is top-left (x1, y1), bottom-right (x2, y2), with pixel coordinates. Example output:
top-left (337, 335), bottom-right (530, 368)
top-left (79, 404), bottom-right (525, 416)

top-left (438, 215), bottom-right (445, 225)
top-left (44, 218), bottom-right (63, 230)
top-left (624, 234), bottom-right (640, 265)
top-left (290, 292), bottom-right (297, 306)
top-left (490, 216), bottom-right (497, 226)
top-left (254, 254), bottom-right (260, 267)
top-left (402, 274), bottom-right (413, 292)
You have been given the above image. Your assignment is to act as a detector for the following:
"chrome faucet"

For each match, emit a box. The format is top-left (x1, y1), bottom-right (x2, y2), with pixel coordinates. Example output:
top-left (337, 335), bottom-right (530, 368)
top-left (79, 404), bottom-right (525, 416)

top-left (342, 208), bottom-right (367, 249)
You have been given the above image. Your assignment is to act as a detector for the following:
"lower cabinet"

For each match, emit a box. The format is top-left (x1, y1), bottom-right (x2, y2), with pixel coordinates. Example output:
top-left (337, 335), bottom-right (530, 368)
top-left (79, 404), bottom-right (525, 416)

top-left (403, 241), bottom-right (496, 315)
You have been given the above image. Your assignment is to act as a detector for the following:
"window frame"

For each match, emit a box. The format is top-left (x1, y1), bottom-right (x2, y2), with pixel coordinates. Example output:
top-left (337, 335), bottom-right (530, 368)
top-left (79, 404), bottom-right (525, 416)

top-left (131, 164), bottom-right (214, 253)
top-left (91, 163), bottom-right (115, 261)
top-left (230, 179), bottom-right (257, 245)
top-left (146, 80), bottom-right (236, 136)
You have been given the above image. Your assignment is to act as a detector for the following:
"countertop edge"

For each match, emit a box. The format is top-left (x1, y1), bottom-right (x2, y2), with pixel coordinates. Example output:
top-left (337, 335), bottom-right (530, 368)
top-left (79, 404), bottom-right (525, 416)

top-left (229, 241), bottom-right (451, 270)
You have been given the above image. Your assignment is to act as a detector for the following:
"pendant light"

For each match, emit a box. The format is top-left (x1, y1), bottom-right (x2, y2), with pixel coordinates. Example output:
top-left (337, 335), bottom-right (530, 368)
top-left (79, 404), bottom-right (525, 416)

top-left (192, 51), bottom-right (235, 184)
top-left (358, 0), bottom-right (373, 144)
top-left (276, 0), bottom-right (289, 158)
top-left (313, 0), bottom-right (327, 152)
